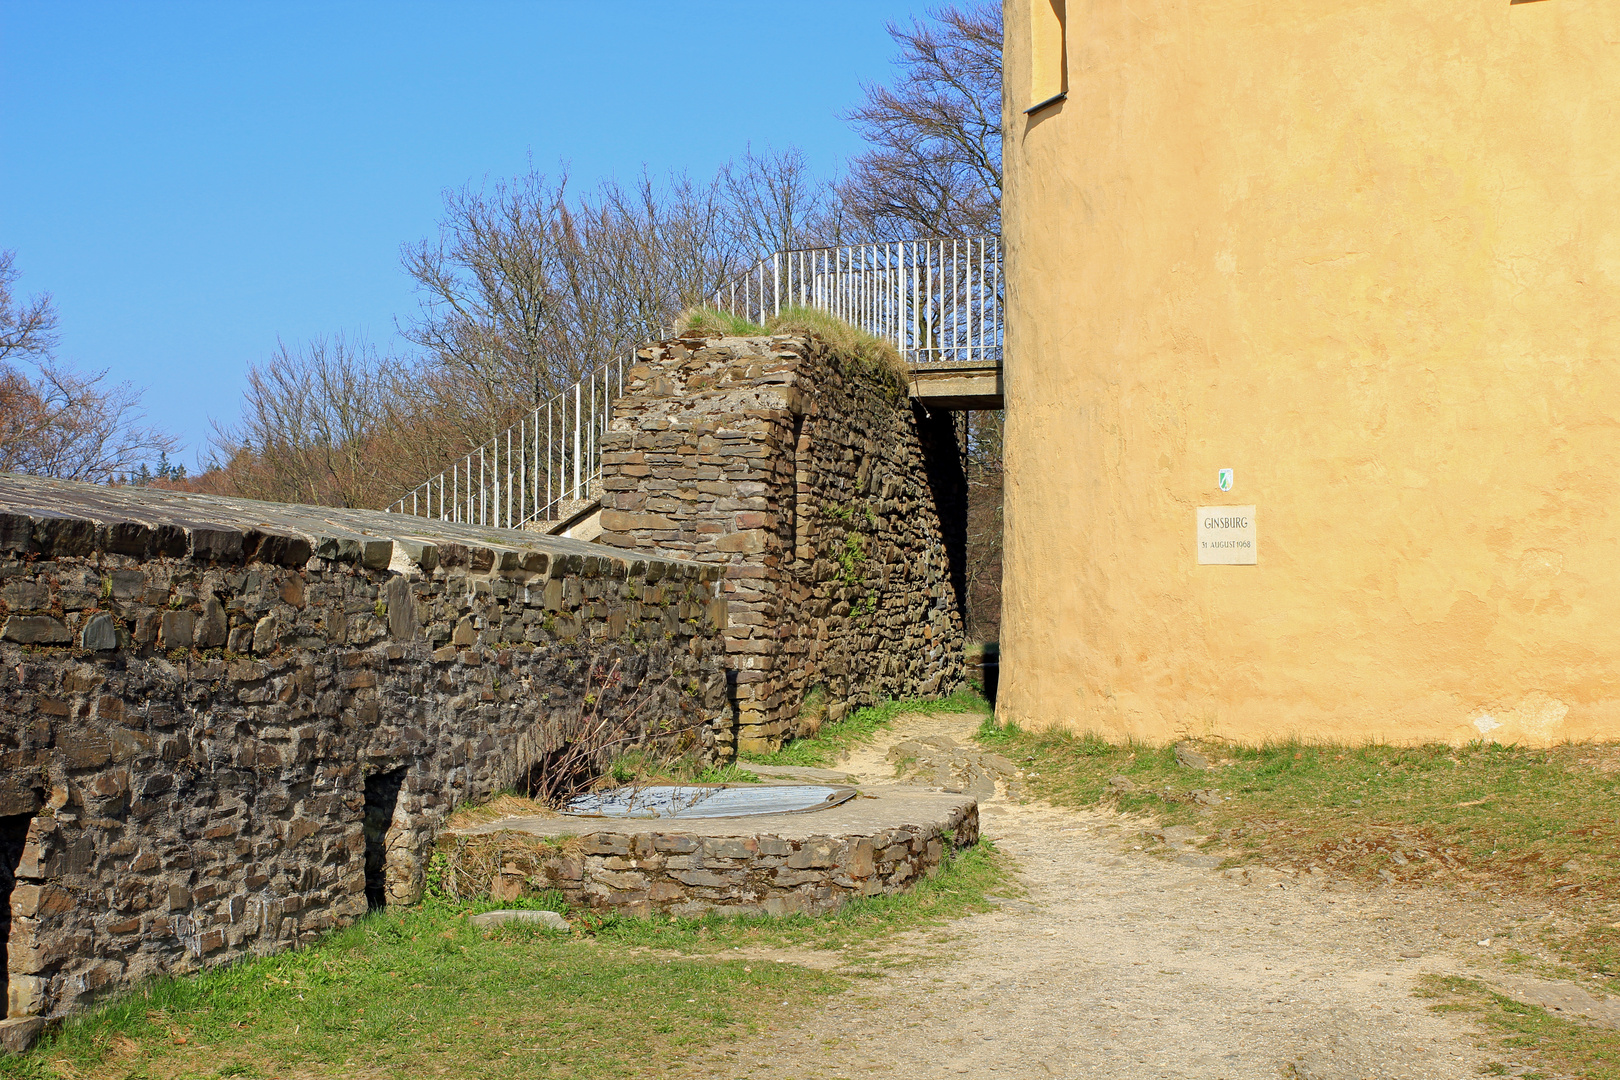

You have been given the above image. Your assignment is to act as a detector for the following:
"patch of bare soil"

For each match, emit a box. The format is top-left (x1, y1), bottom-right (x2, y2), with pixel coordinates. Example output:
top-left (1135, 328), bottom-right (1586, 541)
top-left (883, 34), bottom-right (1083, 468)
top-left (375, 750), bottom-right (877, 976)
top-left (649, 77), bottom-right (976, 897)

top-left (689, 712), bottom-right (1589, 1080)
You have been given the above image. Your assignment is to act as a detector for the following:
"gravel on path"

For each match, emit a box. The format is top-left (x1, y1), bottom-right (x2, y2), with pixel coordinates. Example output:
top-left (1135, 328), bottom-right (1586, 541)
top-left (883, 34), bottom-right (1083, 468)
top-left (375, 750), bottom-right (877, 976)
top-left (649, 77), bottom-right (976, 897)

top-left (691, 711), bottom-right (1573, 1080)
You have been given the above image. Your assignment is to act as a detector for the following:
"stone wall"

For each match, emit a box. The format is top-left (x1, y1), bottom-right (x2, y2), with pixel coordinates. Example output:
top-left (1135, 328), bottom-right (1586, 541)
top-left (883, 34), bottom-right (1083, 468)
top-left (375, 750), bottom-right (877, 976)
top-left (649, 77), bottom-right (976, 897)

top-left (0, 476), bottom-right (728, 1028)
top-left (597, 332), bottom-right (968, 754)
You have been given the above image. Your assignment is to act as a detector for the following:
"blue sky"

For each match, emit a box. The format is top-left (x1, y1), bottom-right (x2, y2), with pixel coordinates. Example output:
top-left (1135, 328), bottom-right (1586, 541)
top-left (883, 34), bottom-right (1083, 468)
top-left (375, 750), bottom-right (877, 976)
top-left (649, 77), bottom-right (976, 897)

top-left (0, 1), bottom-right (924, 465)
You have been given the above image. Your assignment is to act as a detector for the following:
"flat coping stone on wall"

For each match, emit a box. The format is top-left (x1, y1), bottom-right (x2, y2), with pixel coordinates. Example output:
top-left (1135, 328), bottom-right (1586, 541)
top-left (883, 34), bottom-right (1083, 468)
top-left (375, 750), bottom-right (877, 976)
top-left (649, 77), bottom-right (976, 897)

top-left (0, 472), bottom-right (715, 580)
top-left (451, 784), bottom-right (975, 844)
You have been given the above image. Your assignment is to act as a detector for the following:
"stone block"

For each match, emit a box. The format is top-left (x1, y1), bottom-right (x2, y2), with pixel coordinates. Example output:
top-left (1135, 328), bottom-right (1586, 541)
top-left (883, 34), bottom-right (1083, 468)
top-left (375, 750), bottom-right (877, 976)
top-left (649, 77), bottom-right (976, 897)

top-left (60, 729), bottom-right (112, 769)
top-left (713, 529), bottom-right (768, 554)
top-left (600, 510), bottom-right (678, 532)
top-left (79, 612), bottom-right (119, 650)
top-left (2, 615), bottom-right (70, 645)
top-left (108, 569), bottom-right (146, 599)
top-left (786, 840), bottom-right (837, 870)
top-left (194, 599), bottom-right (227, 649)
top-left (5, 974), bottom-right (47, 1021)
top-left (470, 909), bottom-right (568, 930)
top-left (671, 870), bottom-right (734, 888)
top-left (0, 1018), bottom-right (47, 1053)
top-left (840, 838), bottom-right (876, 878)
top-left (652, 833), bottom-right (698, 854)
top-left (3, 581), bottom-right (50, 610)
top-left (159, 610), bottom-right (195, 650)
top-left (580, 833), bottom-right (631, 856)
top-left (701, 837), bottom-right (756, 859)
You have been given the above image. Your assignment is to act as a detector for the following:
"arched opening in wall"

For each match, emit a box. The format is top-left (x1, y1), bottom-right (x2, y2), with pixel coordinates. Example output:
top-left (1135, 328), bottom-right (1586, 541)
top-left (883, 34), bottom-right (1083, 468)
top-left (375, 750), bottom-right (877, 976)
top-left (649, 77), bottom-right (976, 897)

top-left (789, 412), bottom-right (807, 571)
top-left (960, 409), bottom-right (1004, 645)
top-left (1, 813), bottom-right (33, 1012)
top-left (362, 767), bottom-right (406, 910)
top-left (917, 405), bottom-right (970, 627)
top-left (523, 744), bottom-right (599, 806)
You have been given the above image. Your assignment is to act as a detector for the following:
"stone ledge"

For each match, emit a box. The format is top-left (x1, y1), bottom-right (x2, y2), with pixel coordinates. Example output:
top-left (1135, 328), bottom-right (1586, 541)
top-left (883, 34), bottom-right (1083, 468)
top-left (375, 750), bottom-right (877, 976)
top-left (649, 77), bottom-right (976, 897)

top-left (440, 786), bottom-right (979, 917)
top-left (0, 473), bottom-right (718, 583)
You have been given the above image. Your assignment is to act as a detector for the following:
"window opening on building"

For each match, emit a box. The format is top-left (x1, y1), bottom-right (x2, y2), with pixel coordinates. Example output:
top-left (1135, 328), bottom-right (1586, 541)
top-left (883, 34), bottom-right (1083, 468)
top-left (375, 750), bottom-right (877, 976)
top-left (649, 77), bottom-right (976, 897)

top-left (789, 413), bottom-right (807, 570)
top-left (362, 768), bottom-right (406, 909)
top-left (1028, 0), bottom-right (1067, 113)
top-left (1, 813), bottom-right (32, 1012)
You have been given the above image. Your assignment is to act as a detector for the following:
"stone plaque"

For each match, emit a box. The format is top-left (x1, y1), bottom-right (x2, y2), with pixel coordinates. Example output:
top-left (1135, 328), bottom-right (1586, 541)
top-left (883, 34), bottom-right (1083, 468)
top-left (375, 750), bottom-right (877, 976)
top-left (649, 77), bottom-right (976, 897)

top-left (1197, 505), bottom-right (1256, 565)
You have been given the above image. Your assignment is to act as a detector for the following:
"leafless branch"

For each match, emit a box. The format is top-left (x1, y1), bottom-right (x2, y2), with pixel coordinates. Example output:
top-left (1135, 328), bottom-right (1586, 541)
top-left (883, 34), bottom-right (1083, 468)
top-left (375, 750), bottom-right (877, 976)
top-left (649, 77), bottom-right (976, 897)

top-left (839, 2), bottom-right (1002, 240)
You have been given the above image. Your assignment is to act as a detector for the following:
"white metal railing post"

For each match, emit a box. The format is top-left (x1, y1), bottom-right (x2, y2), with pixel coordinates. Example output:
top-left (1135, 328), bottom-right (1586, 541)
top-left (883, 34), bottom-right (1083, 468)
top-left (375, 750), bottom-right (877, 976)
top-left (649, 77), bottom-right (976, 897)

top-left (953, 239), bottom-right (960, 361)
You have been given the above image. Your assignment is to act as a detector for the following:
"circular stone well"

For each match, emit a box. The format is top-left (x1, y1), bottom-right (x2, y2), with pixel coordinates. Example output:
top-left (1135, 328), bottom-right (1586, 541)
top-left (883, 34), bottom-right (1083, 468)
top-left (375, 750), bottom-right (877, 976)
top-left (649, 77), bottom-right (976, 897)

top-left (448, 784), bottom-right (979, 917)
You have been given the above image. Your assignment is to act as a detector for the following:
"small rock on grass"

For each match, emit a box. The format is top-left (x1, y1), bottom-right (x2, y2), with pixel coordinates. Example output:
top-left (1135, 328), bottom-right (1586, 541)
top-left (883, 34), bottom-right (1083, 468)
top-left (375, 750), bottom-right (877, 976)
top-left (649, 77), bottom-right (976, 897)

top-left (0, 1018), bottom-right (47, 1055)
top-left (471, 909), bottom-right (569, 931)
top-left (1174, 742), bottom-right (1212, 770)
top-left (1107, 775), bottom-right (1137, 793)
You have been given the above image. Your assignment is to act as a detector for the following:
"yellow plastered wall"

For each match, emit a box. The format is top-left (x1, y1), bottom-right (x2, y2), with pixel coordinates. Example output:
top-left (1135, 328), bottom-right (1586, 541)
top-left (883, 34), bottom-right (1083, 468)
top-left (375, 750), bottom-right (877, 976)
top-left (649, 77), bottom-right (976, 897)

top-left (1000, 0), bottom-right (1620, 747)
top-left (1028, 0), bottom-right (1066, 106)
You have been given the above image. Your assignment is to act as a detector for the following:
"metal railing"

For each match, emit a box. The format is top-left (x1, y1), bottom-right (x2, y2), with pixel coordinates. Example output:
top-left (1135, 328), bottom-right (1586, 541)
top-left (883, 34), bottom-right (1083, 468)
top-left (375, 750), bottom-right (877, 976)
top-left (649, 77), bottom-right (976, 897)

top-left (712, 236), bottom-right (1001, 365)
top-left (387, 357), bottom-right (624, 527)
top-left (385, 236), bottom-right (1000, 528)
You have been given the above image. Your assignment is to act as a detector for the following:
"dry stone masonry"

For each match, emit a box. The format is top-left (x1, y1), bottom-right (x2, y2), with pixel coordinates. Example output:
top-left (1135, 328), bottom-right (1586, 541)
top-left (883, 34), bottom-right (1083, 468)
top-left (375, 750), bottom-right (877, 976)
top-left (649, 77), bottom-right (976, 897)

top-left (0, 476), bottom-right (728, 1032)
top-left (599, 332), bottom-right (968, 754)
top-left (440, 789), bottom-right (980, 917)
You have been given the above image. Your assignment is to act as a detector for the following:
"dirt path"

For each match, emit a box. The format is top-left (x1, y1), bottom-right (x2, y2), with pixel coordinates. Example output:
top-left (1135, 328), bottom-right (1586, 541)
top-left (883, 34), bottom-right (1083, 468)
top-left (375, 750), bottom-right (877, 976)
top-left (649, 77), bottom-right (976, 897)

top-left (699, 712), bottom-right (1565, 1080)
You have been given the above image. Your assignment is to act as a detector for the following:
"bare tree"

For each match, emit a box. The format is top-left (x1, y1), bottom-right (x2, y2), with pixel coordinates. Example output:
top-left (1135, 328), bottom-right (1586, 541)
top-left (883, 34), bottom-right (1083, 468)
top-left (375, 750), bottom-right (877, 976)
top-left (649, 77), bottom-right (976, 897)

top-left (722, 145), bottom-right (848, 256)
top-left (0, 250), bottom-right (59, 364)
top-left (210, 334), bottom-right (397, 508)
top-left (399, 169), bottom-right (574, 425)
top-left (840, 2), bottom-right (1002, 240)
top-left (840, 4), bottom-right (1006, 640)
top-left (209, 151), bottom-right (859, 511)
top-left (397, 166), bottom-right (756, 455)
top-left (0, 251), bottom-right (177, 483)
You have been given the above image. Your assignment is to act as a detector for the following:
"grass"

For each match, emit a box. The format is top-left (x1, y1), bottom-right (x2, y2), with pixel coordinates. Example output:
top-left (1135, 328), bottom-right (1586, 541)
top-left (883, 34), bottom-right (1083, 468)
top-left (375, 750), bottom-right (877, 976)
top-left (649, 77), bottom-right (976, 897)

top-left (0, 904), bottom-right (833, 1080)
top-left (674, 304), bottom-right (911, 399)
top-left (1421, 975), bottom-right (1620, 1079)
top-left (977, 721), bottom-right (1620, 900)
top-left (674, 305), bottom-right (766, 336)
top-left (604, 749), bottom-right (761, 787)
top-left (742, 689), bottom-right (990, 768)
top-left (4, 843), bottom-right (1005, 1080)
top-left (762, 306), bottom-right (910, 396)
